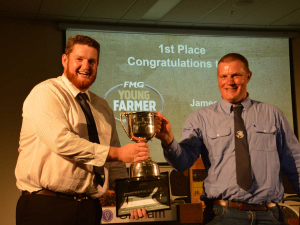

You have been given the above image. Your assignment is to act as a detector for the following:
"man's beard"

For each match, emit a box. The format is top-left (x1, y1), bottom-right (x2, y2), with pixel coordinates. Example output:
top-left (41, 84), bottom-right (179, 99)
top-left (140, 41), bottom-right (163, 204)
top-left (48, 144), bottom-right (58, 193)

top-left (65, 65), bottom-right (96, 91)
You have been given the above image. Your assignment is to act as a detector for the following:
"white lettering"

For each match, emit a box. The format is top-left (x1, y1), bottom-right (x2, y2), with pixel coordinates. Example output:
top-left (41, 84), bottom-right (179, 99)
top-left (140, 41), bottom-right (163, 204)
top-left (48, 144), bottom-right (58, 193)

top-left (178, 45), bottom-right (184, 53)
top-left (127, 100), bottom-right (134, 111)
top-left (123, 81), bottom-right (145, 88)
top-left (128, 57), bottom-right (135, 66)
top-left (113, 100), bottom-right (119, 111)
top-left (114, 100), bottom-right (156, 112)
top-left (143, 101), bottom-right (149, 111)
top-left (190, 99), bottom-right (218, 107)
top-left (134, 100), bottom-right (143, 111)
top-left (177, 45), bottom-right (206, 55)
top-left (119, 101), bottom-right (127, 111)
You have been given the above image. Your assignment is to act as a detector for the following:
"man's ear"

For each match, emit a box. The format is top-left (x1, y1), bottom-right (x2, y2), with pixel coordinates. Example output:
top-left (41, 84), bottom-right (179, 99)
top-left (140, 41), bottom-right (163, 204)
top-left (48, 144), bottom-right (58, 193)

top-left (62, 54), bottom-right (68, 68)
top-left (247, 71), bottom-right (252, 82)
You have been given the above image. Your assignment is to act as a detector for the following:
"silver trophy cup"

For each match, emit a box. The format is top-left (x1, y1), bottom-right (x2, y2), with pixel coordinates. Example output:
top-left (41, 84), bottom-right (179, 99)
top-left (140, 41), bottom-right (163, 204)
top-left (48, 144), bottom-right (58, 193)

top-left (120, 111), bottom-right (161, 182)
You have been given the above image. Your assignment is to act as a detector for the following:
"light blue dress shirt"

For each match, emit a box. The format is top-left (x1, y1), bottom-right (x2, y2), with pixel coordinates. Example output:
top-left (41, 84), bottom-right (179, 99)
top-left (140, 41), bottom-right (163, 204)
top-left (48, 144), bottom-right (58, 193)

top-left (164, 95), bottom-right (300, 204)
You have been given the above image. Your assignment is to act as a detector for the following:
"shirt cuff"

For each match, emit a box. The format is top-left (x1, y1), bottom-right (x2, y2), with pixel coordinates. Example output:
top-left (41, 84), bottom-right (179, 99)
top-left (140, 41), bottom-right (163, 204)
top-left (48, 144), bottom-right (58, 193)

top-left (86, 144), bottom-right (110, 167)
top-left (162, 139), bottom-right (180, 158)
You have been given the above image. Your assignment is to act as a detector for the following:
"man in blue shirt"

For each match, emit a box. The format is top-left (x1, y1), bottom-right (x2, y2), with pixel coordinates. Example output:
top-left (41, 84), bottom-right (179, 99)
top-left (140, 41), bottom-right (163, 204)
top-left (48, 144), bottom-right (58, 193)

top-left (155, 53), bottom-right (300, 225)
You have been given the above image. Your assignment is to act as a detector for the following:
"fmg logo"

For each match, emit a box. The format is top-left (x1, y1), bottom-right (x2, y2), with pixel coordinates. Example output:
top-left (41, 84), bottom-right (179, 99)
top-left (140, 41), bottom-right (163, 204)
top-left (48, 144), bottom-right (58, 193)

top-left (104, 81), bottom-right (164, 121)
top-left (123, 81), bottom-right (145, 88)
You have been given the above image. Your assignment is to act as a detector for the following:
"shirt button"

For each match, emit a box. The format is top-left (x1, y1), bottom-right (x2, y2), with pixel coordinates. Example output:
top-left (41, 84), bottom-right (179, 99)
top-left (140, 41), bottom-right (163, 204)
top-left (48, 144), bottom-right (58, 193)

top-left (217, 134), bottom-right (220, 137)
top-left (240, 188), bottom-right (243, 191)
top-left (168, 149), bottom-right (171, 152)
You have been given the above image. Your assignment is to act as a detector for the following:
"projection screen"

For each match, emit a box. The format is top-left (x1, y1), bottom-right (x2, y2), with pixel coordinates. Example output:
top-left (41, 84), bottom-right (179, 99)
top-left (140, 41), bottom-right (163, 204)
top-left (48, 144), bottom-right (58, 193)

top-left (66, 29), bottom-right (293, 163)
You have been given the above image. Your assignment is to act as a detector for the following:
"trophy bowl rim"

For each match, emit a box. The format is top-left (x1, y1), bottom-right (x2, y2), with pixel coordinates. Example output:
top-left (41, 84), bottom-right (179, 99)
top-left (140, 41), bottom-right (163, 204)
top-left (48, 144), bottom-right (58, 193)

top-left (124, 111), bottom-right (156, 115)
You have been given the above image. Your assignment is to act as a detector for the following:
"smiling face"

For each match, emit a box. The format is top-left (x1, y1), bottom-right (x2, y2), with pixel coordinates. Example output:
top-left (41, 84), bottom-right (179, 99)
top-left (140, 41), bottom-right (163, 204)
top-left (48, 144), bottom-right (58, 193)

top-left (217, 60), bottom-right (252, 104)
top-left (62, 44), bottom-right (99, 91)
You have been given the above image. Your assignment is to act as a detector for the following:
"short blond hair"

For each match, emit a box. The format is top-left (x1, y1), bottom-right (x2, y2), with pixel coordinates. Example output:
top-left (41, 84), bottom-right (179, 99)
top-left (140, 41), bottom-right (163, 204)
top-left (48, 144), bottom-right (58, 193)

top-left (218, 53), bottom-right (250, 73)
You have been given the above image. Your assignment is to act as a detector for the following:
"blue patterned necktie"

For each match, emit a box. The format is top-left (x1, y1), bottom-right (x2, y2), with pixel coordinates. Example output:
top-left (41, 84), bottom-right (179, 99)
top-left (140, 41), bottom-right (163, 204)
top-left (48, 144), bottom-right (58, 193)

top-left (233, 104), bottom-right (252, 191)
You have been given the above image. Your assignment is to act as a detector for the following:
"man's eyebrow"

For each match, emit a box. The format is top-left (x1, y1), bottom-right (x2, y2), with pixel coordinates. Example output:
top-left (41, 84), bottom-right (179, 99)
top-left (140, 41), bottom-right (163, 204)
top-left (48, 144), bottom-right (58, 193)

top-left (73, 55), bottom-right (97, 61)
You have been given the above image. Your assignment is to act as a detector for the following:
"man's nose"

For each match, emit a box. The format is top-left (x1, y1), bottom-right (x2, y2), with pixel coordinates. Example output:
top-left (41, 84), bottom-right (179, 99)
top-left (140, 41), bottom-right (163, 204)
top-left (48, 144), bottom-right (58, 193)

top-left (81, 59), bottom-right (89, 69)
top-left (226, 76), bottom-right (234, 85)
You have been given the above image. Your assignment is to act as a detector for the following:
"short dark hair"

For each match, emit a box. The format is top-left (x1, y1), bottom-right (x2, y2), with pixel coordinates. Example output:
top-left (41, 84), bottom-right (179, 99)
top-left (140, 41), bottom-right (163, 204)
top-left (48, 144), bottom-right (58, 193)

top-left (65, 35), bottom-right (100, 60)
top-left (218, 53), bottom-right (250, 72)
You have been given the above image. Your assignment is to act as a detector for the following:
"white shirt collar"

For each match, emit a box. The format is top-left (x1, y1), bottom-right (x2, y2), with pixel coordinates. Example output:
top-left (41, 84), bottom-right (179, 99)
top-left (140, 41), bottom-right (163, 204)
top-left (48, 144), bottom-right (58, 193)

top-left (62, 74), bottom-right (91, 101)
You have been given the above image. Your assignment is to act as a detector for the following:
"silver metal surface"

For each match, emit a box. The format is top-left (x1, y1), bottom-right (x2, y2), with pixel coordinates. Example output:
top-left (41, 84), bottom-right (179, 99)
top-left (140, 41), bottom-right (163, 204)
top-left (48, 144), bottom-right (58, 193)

top-left (120, 111), bottom-right (161, 181)
top-left (120, 111), bottom-right (156, 142)
top-left (128, 158), bottom-right (161, 182)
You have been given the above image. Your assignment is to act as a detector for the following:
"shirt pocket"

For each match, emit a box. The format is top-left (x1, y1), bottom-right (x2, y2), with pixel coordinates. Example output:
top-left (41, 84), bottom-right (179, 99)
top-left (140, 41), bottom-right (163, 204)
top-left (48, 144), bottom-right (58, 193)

top-left (207, 127), bottom-right (232, 156)
top-left (250, 124), bottom-right (277, 151)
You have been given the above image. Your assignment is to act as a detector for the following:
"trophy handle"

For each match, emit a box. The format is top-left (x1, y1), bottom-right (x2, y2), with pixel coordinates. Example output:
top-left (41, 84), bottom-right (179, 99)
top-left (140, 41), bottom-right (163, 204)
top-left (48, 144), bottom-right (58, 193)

top-left (148, 112), bottom-right (157, 142)
top-left (120, 110), bottom-right (131, 140)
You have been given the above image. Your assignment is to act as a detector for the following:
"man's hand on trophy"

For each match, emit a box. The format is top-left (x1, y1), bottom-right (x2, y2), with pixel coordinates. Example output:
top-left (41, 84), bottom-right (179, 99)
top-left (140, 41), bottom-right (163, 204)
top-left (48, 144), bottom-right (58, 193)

top-left (119, 143), bottom-right (150, 163)
top-left (108, 143), bottom-right (149, 162)
top-left (130, 208), bottom-right (148, 220)
top-left (154, 112), bottom-right (174, 147)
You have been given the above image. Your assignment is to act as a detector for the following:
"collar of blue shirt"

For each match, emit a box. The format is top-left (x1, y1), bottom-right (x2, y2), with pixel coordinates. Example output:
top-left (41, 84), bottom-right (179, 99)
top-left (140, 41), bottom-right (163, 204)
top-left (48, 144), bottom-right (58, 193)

top-left (219, 94), bottom-right (252, 115)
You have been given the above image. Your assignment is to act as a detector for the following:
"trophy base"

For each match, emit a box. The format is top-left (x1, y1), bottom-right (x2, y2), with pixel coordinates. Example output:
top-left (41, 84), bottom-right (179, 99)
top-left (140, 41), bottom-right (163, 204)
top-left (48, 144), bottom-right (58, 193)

top-left (126, 175), bottom-right (162, 182)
